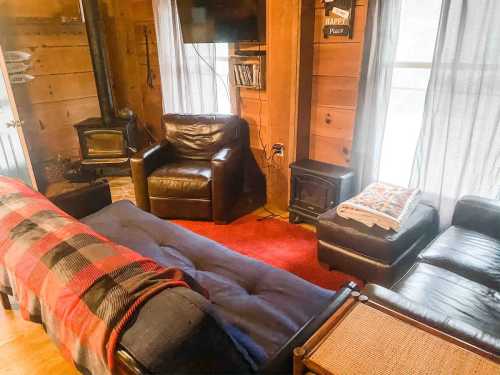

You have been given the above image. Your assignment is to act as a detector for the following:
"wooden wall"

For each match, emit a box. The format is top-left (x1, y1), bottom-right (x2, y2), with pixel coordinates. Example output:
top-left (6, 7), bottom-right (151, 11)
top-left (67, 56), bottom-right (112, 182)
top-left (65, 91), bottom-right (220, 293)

top-left (2, 0), bottom-right (369, 209)
top-left (1, 0), bottom-right (161, 189)
top-left (1, 0), bottom-right (100, 187)
top-left (309, 0), bottom-right (368, 167)
top-left (106, 0), bottom-right (164, 142)
top-left (236, 0), bottom-right (369, 209)
top-left (236, 0), bottom-right (309, 211)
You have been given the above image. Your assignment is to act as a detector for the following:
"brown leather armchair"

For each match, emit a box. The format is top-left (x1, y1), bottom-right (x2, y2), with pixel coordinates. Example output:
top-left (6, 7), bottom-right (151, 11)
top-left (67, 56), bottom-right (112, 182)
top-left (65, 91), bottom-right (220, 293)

top-left (131, 114), bottom-right (245, 224)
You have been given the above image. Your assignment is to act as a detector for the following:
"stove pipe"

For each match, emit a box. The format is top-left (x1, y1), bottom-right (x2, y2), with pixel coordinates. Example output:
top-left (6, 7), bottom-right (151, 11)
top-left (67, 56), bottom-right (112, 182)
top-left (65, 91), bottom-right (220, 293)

top-left (81, 0), bottom-right (115, 127)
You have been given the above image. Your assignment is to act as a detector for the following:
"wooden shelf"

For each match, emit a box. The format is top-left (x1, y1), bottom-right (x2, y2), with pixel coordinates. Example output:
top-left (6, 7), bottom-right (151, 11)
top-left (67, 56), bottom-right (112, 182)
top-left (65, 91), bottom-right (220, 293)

top-left (230, 55), bottom-right (266, 91)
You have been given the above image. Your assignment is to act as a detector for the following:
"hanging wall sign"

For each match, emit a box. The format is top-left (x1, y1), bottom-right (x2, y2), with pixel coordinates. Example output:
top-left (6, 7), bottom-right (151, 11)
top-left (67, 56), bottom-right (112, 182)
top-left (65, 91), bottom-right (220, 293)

top-left (9, 74), bottom-right (35, 85)
top-left (6, 62), bottom-right (31, 74)
top-left (4, 51), bottom-right (32, 63)
top-left (323, 0), bottom-right (356, 39)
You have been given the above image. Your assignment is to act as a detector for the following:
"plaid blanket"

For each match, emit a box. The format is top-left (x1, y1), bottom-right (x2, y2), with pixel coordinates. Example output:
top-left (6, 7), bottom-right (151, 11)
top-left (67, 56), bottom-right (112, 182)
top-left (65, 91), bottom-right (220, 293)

top-left (0, 177), bottom-right (192, 375)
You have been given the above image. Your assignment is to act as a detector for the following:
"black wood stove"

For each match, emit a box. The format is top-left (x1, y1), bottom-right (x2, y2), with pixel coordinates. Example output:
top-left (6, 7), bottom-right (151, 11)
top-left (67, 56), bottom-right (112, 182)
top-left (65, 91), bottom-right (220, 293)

top-left (74, 117), bottom-right (136, 170)
top-left (289, 159), bottom-right (355, 224)
top-left (73, 0), bottom-right (137, 175)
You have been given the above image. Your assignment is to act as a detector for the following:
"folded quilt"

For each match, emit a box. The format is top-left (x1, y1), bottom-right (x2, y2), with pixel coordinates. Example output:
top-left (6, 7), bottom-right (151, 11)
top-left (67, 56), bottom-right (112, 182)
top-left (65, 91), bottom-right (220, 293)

top-left (337, 182), bottom-right (421, 231)
top-left (0, 177), bottom-right (192, 375)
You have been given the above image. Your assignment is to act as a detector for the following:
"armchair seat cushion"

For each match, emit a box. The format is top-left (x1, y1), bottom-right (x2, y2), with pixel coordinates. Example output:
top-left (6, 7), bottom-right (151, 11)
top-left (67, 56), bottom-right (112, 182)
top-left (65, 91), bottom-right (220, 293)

top-left (148, 160), bottom-right (212, 199)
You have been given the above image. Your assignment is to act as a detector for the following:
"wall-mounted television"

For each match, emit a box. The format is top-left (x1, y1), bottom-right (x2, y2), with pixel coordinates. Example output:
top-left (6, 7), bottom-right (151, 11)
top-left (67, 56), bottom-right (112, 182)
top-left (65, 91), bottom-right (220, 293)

top-left (177, 0), bottom-right (266, 44)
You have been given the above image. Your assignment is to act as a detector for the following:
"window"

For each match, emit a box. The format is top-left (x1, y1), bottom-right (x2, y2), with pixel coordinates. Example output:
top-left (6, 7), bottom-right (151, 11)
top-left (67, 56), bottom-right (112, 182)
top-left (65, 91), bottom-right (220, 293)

top-left (379, 0), bottom-right (443, 186)
top-left (153, 0), bottom-right (231, 115)
top-left (174, 43), bottom-right (231, 114)
top-left (214, 43), bottom-right (231, 114)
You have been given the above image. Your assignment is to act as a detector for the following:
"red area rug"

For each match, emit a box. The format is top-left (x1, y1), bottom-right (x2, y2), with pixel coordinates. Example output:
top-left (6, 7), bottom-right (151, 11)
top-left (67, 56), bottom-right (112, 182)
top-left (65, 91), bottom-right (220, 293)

top-left (174, 214), bottom-right (362, 291)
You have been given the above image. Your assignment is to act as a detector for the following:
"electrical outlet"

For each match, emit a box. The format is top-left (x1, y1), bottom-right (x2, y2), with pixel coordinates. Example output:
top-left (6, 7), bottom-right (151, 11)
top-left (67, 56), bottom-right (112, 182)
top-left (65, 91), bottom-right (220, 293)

top-left (272, 143), bottom-right (285, 157)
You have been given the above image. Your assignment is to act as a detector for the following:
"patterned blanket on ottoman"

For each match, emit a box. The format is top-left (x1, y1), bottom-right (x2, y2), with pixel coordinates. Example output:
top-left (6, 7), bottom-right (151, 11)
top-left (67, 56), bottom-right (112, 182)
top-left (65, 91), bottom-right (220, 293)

top-left (0, 177), bottom-right (193, 375)
top-left (337, 182), bottom-right (421, 231)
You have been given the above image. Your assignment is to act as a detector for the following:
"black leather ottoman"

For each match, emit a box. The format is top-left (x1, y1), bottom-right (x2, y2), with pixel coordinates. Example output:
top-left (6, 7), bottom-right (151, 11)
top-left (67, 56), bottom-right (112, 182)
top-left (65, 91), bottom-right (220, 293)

top-left (317, 203), bottom-right (439, 287)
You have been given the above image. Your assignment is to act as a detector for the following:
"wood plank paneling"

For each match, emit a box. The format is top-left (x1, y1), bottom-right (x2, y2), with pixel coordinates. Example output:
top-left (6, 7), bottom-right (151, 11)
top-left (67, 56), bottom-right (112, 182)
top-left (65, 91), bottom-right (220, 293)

top-left (309, 134), bottom-right (352, 167)
top-left (3, 0), bottom-right (164, 187)
top-left (4, 1), bottom-right (102, 187)
top-left (312, 75), bottom-right (359, 108)
top-left (130, 0), bottom-right (155, 21)
top-left (28, 45), bottom-right (93, 76)
top-left (266, 0), bottom-right (301, 209)
top-left (7, 23), bottom-right (88, 48)
top-left (310, 106), bottom-right (355, 140)
top-left (107, 0), bottom-right (163, 141)
top-left (249, 125), bottom-right (269, 150)
top-left (2, 0), bottom-right (81, 19)
top-left (13, 72), bottom-right (97, 105)
top-left (240, 97), bottom-right (269, 149)
top-left (239, 87), bottom-right (268, 101)
top-left (20, 97), bottom-right (100, 134)
top-left (309, 1), bottom-right (369, 167)
top-left (313, 43), bottom-right (362, 77)
top-left (240, 98), bottom-right (269, 129)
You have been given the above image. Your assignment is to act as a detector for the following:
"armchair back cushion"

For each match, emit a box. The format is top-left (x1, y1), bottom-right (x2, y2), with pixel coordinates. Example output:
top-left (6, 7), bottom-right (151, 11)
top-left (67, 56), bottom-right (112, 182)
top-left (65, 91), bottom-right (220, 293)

top-left (163, 114), bottom-right (241, 161)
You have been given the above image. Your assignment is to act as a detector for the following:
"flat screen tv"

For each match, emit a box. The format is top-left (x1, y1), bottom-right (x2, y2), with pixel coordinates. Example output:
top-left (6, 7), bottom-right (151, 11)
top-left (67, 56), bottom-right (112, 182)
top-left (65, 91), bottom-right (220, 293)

top-left (177, 0), bottom-right (266, 43)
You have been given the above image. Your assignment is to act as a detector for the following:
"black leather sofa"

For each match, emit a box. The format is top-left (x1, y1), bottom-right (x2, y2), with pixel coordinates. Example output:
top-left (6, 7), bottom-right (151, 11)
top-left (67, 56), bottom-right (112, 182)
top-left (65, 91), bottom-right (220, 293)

top-left (367, 196), bottom-right (500, 360)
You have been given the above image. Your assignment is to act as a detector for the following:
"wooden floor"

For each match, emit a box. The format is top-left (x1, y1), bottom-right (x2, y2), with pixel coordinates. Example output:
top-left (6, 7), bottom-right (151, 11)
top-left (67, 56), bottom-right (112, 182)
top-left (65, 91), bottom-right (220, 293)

top-left (0, 307), bottom-right (79, 375)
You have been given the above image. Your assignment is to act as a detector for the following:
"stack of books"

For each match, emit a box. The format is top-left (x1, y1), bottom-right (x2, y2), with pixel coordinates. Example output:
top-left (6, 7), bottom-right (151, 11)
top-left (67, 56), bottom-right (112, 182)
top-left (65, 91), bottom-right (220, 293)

top-left (233, 63), bottom-right (261, 88)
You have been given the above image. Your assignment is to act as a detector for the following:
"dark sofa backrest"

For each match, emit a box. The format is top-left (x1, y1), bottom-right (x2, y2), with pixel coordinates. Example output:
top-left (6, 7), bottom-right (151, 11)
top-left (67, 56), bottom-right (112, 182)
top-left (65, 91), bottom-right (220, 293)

top-left (163, 114), bottom-right (241, 161)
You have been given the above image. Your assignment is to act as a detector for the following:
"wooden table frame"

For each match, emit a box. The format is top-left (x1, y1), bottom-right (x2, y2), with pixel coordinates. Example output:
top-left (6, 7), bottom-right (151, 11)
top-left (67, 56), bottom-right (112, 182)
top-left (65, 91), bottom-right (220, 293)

top-left (294, 293), bottom-right (500, 375)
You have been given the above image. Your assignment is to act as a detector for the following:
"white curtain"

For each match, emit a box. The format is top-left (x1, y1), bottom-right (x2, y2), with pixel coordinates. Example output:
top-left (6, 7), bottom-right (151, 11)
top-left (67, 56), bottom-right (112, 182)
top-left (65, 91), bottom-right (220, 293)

top-left (351, 0), bottom-right (403, 192)
top-left (153, 0), bottom-right (230, 114)
top-left (410, 0), bottom-right (500, 227)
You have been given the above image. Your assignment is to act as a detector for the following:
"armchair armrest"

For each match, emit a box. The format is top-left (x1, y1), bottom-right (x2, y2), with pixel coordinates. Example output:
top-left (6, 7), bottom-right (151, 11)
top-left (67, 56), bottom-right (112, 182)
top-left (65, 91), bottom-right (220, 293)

top-left (49, 181), bottom-right (112, 219)
top-left (131, 141), bottom-right (171, 212)
top-left (452, 196), bottom-right (500, 240)
top-left (365, 284), bottom-right (500, 360)
top-left (211, 144), bottom-right (244, 224)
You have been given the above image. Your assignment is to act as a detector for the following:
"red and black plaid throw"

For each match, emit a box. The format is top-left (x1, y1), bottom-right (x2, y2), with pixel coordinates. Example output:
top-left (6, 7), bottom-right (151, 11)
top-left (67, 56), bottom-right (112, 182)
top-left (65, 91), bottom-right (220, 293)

top-left (0, 177), bottom-right (191, 375)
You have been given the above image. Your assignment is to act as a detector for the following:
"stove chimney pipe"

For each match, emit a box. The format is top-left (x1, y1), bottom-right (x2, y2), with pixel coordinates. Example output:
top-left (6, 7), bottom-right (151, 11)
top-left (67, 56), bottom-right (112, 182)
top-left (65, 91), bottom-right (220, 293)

top-left (81, 0), bottom-right (115, 127)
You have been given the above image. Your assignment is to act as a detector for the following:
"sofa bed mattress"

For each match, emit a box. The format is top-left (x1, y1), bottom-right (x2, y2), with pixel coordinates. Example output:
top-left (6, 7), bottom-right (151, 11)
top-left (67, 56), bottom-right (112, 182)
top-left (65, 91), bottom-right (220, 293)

top-left (82, 200), bottom-right (336, 361)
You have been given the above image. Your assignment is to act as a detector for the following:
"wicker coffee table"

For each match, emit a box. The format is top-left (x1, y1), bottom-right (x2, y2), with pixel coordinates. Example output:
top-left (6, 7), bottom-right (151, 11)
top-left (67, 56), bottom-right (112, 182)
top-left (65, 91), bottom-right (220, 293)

top-left (294, 294), bottom-right (500, 375)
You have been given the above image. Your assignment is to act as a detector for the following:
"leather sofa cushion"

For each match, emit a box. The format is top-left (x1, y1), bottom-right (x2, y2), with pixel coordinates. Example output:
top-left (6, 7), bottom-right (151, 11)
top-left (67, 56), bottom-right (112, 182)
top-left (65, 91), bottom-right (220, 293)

top-left (82, 201), bottom-right (336, 360)
top-left (148, 161), bottom-right (212, 199)
top-left (392, 263), bottom-right (500, 334)
top-left (317, 204), bottom-right (438, 264)
top-left (163, 114), bottom-right (240, 161)
top-left (419, 226), bottom-right (500, 292)
top-left (366, 284), bottom-right (500, 357)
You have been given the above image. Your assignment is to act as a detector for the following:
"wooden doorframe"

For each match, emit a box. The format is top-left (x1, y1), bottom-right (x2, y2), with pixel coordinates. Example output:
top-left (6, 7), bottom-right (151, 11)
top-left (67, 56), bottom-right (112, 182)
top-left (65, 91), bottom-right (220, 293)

top-left (0, 46), bottom-right (38, 190)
